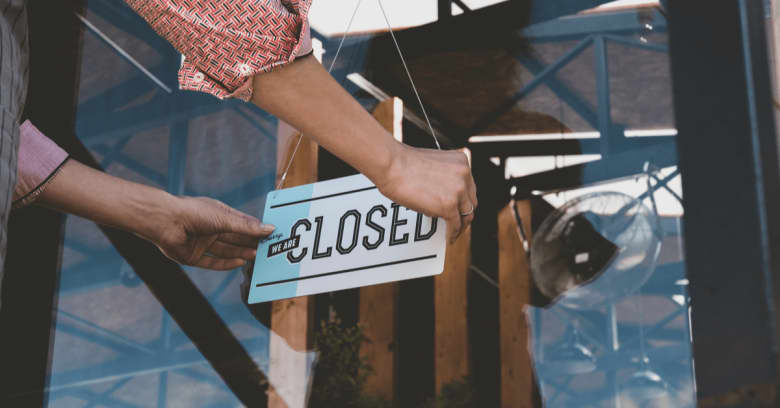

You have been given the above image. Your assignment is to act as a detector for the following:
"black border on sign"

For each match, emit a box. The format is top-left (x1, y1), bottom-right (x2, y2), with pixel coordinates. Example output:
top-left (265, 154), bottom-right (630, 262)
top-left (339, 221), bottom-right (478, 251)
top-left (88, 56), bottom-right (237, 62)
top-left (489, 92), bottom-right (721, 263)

top-left (255, 254), bottom-right (438, 287)
top-left (270, 186), bottom-right (378, 209)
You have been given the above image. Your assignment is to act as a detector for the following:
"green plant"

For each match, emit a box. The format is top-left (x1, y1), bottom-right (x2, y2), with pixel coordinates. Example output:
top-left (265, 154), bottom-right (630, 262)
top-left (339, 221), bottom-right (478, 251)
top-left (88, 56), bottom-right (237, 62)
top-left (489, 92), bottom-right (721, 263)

top-left (421, 376), bottom-right (477, 408)
top-left (307, 317), bottom-right (477, 408)
top-left (308, 317), bottom-right (391, 408)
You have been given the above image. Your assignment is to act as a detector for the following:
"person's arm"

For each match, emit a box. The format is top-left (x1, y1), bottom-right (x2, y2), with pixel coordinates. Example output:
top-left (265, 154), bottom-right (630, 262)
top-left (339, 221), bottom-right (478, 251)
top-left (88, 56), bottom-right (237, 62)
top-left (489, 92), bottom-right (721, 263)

top-left (123, 1), bottom-right (477, 241)
top-left (36, 159), bottom-right (273, 270)
top-left (251, 55), bottom-right (478, 243)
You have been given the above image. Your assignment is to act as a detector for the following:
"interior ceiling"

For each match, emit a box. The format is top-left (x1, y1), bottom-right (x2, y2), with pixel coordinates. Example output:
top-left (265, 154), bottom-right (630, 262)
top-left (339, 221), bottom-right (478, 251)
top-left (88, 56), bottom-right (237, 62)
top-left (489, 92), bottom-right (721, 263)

top-left (359, 1), bottom-right (671, 146)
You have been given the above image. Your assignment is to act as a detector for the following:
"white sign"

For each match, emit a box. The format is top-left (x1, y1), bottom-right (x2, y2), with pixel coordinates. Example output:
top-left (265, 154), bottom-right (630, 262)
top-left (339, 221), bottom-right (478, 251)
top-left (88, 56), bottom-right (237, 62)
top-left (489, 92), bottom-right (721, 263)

top-left (248, 174), bottom-right (447, 304)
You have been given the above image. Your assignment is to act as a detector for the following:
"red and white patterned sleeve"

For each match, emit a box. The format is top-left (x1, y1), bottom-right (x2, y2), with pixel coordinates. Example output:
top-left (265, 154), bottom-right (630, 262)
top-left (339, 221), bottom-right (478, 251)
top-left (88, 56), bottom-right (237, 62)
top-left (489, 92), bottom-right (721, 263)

top-left (124, 0), bottom-right (313, 101)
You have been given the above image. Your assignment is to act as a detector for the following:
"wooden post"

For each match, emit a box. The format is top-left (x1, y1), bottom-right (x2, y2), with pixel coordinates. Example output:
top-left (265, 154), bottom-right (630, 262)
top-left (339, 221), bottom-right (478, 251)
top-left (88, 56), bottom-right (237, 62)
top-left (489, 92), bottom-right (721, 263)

top-left (434, 226), bottom-right (472, 392)
top-left (359, 97), bottom-right (403, 401)
top-left (498, 201), bottom-right (535, 408)
top-left (268, 121), bottom-right (318, 408)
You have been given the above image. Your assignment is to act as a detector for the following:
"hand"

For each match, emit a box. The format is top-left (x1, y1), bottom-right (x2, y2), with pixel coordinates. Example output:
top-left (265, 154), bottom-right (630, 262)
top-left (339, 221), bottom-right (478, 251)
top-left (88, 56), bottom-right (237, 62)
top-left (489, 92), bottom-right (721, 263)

top-left (148, 197), bottom-right (275, 270)
top-left (376, 145), bottom-right (478, 243)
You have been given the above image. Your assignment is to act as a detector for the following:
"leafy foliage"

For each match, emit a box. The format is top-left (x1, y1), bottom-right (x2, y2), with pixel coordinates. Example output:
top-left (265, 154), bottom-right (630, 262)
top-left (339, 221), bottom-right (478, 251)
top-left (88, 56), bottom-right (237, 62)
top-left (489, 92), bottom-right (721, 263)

top-left (307, 317), bottom-right (475, 408)
top-left (421, 377), bottom-right (477, 408)
top-left (308, 318), bottom-right (391, 408)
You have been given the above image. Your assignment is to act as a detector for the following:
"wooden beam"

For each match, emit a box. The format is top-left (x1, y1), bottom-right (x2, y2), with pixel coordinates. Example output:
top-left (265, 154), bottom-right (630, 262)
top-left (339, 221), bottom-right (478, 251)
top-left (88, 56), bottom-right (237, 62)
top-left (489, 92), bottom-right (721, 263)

top-left (498, 201), bottom-right (535, 408)
top-left (434, 225), bottom-right (472, 392)
top-left (359, 97), bottom-right (403, 401)
top-left (268, 121), bottom-right (318, 408)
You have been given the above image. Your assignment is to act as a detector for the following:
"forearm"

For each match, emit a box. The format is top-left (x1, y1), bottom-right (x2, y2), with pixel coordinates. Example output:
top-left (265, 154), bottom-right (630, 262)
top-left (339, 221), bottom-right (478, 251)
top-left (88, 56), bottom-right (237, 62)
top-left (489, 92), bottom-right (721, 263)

top-left (37, 159), bottom-right (175, 242)
top-left (251, 55), bottom-right (402, 185)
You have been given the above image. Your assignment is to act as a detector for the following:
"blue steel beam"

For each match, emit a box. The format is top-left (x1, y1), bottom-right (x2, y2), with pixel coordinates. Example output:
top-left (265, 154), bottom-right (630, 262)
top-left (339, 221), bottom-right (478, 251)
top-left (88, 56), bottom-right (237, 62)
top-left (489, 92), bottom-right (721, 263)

top-left (91, 144), bottom-right (167, 186)
top-left (76, 65), bottom-right (167, 125)
top-left (522, 8), bottom-right (667, 41)
top-left (76, 91), bottom-right (221, 145)
top-left (513, 55), bottom-right (600, 130)
top-left (604, 34), bottom-right (669, 53)
top-left (99, 136), bottom-right (133, 168)
top-left (64, 388), bottom-right (140, 408)
top-left (594, 35), bottom-right (612, 157)
top-left (468, 35), bottom-right (594, 135)
top-left (228, 103), bottom-right (278, 143)
top-left (77, 13), bottom-right (173, 94)
top-left (637, 170), bottom-right (680, 203)
top-left (87, 0), bottom-right (179, 62)
top-left (82, 378), bottom-right (133, 408)
top-left (57, 309), bottom-right (156, 355)
top-left (56, 321), bottom-right (154, 357)
top-left (47, 340), bottom-right (269, 392)
top-left (156, 121), bottom-right (189, 408)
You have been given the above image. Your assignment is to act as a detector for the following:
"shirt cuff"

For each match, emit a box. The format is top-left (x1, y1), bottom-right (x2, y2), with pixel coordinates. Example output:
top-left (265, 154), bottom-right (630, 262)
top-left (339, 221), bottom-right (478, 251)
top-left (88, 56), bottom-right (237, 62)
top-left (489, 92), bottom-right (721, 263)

top-left (13, 120), bottom-right (70, 209)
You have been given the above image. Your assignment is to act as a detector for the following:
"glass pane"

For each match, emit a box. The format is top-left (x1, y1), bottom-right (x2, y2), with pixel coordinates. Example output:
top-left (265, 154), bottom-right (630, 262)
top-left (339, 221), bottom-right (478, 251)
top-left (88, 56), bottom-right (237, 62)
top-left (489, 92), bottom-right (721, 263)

top-left (47, 2), bottom-right (305, 407)
top-left (34, 1), bottom-right (696, 407)
top-left (493, 2), bottom-right (694, 407)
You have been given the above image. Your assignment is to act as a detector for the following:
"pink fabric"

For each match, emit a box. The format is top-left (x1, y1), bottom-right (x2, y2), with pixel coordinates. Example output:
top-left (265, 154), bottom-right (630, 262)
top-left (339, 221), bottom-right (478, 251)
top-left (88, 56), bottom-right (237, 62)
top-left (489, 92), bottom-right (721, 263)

top-left (125, 0), bottom-right (313, 101)
top-left (13, 120), bottom-right (69, 208)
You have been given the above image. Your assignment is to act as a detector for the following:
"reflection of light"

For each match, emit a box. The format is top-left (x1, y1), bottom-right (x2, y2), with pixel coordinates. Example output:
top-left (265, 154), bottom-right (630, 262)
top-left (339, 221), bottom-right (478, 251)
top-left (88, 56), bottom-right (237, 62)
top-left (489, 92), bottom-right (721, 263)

top-left (621, 369), bottom-right (669, 402)
top-left (672, 294), bottom-right (686, 305)
top-left (614, 252), bottom-right (646, 270)
top-left (469, 131), bottom-right (600, 143)
top-left (625, 128), bottom-right (678, 137)
top-left (675, 278), bottom-right (689, 286)
top-left (469, 129), bottom-right (678, 143)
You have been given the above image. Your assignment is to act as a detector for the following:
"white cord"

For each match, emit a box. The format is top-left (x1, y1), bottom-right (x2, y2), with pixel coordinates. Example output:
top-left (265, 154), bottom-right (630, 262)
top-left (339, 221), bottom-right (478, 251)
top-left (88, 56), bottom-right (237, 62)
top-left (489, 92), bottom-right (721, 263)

top-left (277, 0), bottom-right (364, 189)
top-left (376, 0), bottom-right (441, 150)
top-left (278, 0), bottom-right (444, 190)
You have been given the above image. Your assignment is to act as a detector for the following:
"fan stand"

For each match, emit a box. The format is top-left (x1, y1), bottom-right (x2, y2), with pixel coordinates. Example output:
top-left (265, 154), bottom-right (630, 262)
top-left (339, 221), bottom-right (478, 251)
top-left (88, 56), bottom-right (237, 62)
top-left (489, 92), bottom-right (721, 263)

top-left (527, 160), bottom-right (678, 407)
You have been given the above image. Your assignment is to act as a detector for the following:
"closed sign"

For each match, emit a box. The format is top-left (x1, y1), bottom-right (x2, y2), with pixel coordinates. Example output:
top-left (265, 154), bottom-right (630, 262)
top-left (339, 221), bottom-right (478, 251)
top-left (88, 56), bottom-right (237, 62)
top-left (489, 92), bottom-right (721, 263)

top-left (248, 174), bottom-right (447, 304)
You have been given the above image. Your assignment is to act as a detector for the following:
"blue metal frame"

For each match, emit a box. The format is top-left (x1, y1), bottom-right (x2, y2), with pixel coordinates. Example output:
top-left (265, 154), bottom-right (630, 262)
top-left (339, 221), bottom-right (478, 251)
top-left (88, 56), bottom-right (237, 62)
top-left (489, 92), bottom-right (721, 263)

top-left (45, 2), bottom-right (280, 406)
top-left (47, 2), bottom-right (691, 407)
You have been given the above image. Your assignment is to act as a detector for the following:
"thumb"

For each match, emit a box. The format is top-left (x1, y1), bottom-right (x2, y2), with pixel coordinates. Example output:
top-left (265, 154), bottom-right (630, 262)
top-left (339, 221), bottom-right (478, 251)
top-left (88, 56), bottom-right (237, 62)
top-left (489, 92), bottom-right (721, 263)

top-left (211, 200), bottom-right (274, 237)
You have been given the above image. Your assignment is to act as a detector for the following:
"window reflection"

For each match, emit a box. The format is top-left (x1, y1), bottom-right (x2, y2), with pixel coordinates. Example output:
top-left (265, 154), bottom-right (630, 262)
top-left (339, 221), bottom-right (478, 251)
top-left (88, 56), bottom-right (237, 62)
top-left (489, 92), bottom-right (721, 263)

top-left (36, 1), bottom-right (695, 407)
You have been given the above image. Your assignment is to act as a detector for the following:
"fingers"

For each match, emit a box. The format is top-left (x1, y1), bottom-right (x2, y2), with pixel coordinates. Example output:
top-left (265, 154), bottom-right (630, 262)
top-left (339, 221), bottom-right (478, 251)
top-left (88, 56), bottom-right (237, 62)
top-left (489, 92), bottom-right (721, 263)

top-left (455, 150), bottom-right (477, 239)
top-left (459, 148), bottom-right (478, 212)
top-left (446, 206), bottom-right (463, 244)
top-left (208, 241), bottom-right (257, 260)
top-left (212, 200), bottom-right (275, 238)
top-left (218, 232), bottom-right (264, 249)
top-left (193, 256), bottom-right (248, 271)
top-left (467, 172), bottom-right (478, 212)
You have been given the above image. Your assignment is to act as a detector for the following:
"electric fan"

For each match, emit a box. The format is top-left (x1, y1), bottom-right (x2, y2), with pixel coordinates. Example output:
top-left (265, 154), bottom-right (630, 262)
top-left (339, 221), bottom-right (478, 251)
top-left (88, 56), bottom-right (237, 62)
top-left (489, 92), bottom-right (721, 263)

top-left (530, 191), bottom-right (662, 310)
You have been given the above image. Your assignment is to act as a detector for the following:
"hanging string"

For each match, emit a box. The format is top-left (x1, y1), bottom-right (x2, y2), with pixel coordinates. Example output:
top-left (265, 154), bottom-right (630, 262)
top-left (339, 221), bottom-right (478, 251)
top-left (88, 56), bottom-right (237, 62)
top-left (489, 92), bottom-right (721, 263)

top-left (376, 0), bottom-right (441, 150)
top-left (277, 0), bottom-right (445, 190)
top-left (277, 0), bottom-right (364, 189)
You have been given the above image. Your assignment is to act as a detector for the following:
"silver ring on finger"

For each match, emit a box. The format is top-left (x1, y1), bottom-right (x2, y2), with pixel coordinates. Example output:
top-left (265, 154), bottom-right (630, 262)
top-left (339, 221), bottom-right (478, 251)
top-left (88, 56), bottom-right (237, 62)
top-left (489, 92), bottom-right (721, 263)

top-left (460, 203), bottom-right (474, 217)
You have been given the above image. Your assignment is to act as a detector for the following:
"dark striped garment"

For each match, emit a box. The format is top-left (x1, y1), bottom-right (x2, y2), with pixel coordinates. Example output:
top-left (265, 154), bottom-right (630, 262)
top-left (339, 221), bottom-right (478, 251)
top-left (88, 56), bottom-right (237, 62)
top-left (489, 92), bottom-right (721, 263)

top-left (0, 0), bottom-right (28, 310)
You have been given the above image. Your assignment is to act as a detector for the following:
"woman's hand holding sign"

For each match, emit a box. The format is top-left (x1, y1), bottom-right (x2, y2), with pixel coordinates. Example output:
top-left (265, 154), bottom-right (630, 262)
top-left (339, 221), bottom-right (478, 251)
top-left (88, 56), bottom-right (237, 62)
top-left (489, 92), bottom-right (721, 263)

top-left (251, 55), bottom-right (477, 243)
top-left (377, 144), bottom-right (477, 244)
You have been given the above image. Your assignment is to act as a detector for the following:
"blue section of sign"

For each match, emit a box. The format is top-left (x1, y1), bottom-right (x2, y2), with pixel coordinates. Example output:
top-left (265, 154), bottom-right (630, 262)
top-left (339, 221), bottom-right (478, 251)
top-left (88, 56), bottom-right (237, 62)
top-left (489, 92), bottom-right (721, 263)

top-left (248, 184), bottom-right (314, 303)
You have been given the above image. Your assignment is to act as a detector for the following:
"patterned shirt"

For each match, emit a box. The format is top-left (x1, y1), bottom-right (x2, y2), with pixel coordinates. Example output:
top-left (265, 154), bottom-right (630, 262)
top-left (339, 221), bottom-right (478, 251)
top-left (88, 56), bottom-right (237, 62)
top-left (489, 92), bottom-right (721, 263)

top-left (13, 0), bottom-right (313, 208)
top-left (125, 0), bottom-right (313, 101)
